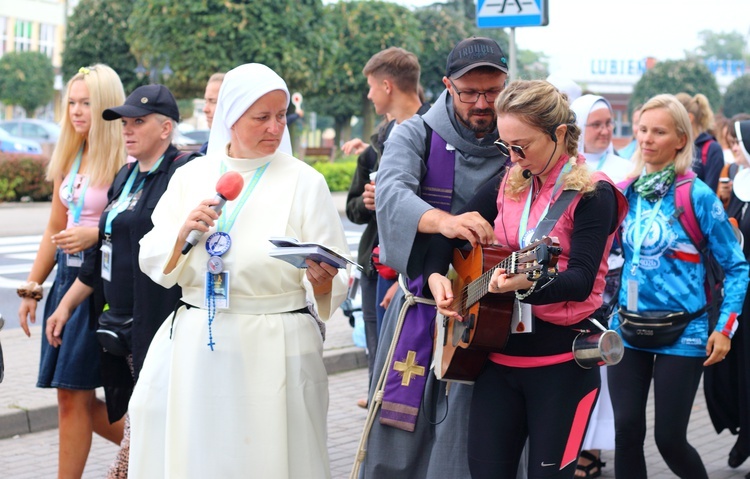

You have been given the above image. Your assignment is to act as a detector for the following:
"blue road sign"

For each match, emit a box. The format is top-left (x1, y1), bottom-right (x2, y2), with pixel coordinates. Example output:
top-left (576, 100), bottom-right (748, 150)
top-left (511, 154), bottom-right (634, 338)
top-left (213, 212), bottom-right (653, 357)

top-left (477, 0), bottom-right (549, 28)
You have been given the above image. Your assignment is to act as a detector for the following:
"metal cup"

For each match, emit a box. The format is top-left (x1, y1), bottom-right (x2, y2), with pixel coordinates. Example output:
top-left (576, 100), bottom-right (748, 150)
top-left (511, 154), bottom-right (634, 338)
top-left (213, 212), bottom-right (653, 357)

top-left (573, 329), bottom-right (624, 369)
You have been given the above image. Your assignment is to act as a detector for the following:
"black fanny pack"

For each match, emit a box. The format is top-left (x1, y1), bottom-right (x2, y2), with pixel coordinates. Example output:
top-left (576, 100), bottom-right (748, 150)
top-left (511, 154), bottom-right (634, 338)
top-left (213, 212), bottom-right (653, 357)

top-left (618, 307), bottom-right (705, 349)
top-left (96, 311), bottom-right (133, 357)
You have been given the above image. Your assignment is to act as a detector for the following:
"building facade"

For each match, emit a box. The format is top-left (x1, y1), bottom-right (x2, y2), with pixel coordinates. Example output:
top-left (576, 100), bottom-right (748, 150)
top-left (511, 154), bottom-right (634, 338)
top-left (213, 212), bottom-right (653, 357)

top-left (0, 0), bottom-right (73, 121)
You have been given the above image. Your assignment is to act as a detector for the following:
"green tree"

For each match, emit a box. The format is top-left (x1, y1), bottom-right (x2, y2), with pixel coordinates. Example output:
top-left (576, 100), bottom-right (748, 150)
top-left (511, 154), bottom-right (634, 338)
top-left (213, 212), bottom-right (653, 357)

top-left (722, 74), bottom-right (750, 117)
top-left (62, 0), bottom-right (145, 93)
top-left (516, 49), bottom-right (548, 80)
top-left (128, 0), bottom-right (329, 99)
top-left (0, 51), bottom-right (55, 116)
top-left (693, 30), bottom-right (747, 61)
top-left (629, 60), bottom-right (721, 113)
top-left (414, 7), bottom-right (479, 101)
top-left (307, 0), bottom-right (423, 142)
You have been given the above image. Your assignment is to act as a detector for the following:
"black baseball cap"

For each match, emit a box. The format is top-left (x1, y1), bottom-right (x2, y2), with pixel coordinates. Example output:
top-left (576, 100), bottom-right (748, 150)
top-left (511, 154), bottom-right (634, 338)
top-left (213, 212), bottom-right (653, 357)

top-left (446, 37), bottom-right (509, 79)
top-left (103, 84), bottom-right (180, 122)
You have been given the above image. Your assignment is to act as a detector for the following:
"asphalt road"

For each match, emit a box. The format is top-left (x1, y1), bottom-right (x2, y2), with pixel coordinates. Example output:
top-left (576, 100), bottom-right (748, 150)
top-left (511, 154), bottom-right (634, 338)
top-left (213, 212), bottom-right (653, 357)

top-left (0, 200), bottom-right (363, 331)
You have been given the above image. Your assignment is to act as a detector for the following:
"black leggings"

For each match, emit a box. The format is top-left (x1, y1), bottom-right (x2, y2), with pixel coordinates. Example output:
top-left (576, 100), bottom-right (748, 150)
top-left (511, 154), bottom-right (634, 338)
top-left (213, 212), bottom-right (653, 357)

top-left (468, 360), bottom-right (600, 479)
top-left (607, 348), bottom-right (707, 479)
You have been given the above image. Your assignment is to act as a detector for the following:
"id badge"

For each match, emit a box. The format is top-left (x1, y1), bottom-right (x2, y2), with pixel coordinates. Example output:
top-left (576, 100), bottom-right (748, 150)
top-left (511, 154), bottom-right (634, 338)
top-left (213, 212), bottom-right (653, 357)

top-left (101, 241), bottom-right (113, 282)
top-left (205, 271), bottom-right (230, 310)
top-left (627, 279), bottom-right (639, 311)
top-left (66, 251), bottom-right (84, 268)
top-left (511, 299), bottom-right (534, 334)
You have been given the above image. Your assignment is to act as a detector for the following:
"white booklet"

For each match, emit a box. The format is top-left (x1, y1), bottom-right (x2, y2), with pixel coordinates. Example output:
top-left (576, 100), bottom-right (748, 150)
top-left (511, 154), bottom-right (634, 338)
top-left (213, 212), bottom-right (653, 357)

top-left (268, 237), bottom-right (363, 271)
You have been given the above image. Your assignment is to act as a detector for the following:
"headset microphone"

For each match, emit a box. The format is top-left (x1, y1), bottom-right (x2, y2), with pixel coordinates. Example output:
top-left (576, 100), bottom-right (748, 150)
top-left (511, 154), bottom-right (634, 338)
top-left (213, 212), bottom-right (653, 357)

top-left (522, 169), bottom-right (533, 179)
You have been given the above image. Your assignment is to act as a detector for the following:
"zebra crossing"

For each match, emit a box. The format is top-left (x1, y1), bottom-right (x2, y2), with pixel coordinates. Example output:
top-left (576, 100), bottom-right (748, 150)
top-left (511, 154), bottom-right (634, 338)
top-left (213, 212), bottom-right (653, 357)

top-left (0, 230), bottom-right (362, 289)
top-left (0, 235), bottom-right (48, 289)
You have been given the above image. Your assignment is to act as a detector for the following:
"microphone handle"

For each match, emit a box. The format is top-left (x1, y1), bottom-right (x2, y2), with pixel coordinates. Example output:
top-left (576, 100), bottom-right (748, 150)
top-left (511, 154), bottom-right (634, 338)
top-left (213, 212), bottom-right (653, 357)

top-left (181, 194), bottom-right (228, 255)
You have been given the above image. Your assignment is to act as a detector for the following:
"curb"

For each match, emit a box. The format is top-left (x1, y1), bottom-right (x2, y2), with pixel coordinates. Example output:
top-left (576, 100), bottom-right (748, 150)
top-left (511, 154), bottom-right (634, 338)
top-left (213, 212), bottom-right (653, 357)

top-left (324, 347), bottom-right (368, 375)
top-left (0, 405), bottom-right (58, 440)
top-left (0, 348), bottom-right (367, 440)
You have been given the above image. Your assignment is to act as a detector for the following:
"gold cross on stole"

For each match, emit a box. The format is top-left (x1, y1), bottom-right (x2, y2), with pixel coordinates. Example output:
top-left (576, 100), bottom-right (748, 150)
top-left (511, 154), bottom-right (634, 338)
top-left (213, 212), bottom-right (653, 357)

top-left (393, 350), bottom-right (426, 386)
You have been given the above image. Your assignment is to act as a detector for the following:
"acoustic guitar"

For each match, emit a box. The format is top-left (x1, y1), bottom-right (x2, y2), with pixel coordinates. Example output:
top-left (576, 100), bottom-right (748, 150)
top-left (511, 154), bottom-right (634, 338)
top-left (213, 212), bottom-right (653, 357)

top-left (434, 237), bottom-right (561, 382)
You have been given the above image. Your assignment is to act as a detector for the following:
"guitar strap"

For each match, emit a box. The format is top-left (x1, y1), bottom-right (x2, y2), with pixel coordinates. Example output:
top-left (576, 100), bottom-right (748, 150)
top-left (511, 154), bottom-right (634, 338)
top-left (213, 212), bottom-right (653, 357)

top-left (531, 189), bottom-right (580, 242)
top-left (379, 129), bottom-right (454, 432)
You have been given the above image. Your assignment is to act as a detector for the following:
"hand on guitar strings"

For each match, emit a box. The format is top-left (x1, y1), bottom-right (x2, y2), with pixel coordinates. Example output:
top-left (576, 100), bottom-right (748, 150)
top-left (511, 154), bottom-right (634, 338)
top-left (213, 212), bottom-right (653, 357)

top-left (427, 273), bottom-right (464, 321)
top-left (488, 268), bottom-right (534, 295)
top-left (439, 212), bottom-right (496, 248)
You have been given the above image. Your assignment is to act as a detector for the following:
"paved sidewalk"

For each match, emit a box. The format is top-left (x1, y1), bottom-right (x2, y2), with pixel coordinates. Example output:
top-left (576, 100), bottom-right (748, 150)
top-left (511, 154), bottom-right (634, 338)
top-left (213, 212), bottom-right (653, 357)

top-left (2, 194), bottom-right (750, 478)
top-left (0, 315), bottom-right (370, 479)
top-left (0, 308), bottom-right (365, 440)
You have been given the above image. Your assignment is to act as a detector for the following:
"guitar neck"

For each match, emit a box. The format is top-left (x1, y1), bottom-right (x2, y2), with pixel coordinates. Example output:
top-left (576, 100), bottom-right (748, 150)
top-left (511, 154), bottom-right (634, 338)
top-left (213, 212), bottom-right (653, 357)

top-left (463, 254), bottom-right (515, 310)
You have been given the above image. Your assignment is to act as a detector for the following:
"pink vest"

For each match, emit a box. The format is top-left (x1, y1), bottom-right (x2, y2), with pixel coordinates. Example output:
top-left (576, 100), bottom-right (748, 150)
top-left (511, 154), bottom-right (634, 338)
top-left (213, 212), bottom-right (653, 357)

top-left (493, 154), bottom-right (625, 326)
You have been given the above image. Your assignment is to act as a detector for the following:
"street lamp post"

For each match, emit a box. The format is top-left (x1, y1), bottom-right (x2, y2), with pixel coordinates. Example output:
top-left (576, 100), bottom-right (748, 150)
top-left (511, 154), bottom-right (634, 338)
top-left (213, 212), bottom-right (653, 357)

top-left (134, 57), bottom-right (173, 84)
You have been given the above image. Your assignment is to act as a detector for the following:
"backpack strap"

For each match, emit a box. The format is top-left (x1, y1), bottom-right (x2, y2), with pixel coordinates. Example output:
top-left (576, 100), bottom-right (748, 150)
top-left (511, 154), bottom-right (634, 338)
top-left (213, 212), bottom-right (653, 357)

top-left (616, 177), bottom-right (636, 193)
top-left (673, 171), bottom-right (705, 250)
top-left (174, 150), bottom-right (203, 163)
top-left (701, 139), bottom-right (715, 166)
top-left (422, 121), bottom-right (433, 165)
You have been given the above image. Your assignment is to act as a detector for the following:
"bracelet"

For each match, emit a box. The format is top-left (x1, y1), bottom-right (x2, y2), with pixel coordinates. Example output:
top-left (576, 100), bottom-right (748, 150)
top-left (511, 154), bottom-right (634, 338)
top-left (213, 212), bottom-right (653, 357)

top-left (515, 281), bottom-right (537, 301)
top-left (17, 281), bottom-right (43, 301)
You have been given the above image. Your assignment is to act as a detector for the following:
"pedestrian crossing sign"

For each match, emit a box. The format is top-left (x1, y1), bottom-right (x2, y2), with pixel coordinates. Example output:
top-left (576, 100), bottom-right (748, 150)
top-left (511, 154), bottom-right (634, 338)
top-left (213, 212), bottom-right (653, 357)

top-left (477, 0), bottom-right (549, 28)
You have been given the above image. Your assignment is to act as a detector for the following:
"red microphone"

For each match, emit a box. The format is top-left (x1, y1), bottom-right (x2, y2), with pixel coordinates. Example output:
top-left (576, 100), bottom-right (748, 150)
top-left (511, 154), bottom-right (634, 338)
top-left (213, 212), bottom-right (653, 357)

top-left (181, 171), bottom-right (244, 254)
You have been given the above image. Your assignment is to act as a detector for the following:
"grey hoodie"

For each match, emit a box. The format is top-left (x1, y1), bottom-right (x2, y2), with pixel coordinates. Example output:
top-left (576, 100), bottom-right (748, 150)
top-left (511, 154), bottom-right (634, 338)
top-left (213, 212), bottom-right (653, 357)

top-left (375, 89), bottom-right (504, 276)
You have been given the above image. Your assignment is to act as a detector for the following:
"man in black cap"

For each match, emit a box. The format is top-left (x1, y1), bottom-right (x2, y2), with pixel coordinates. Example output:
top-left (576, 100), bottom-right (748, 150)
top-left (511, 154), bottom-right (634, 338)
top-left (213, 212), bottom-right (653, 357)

top-left (355, 37), bottom-right (511, 479)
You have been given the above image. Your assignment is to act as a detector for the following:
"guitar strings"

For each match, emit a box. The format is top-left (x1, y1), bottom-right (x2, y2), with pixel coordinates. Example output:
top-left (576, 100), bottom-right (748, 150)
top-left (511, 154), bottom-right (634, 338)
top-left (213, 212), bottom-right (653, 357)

top-left (450, 254), bottom-right (515, 313)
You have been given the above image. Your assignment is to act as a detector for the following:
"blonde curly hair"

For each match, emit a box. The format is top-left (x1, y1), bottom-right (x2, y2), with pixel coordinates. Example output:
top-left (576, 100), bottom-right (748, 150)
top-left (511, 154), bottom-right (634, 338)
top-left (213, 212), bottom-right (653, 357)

top-left (495, 80), bottom-right (596, 199)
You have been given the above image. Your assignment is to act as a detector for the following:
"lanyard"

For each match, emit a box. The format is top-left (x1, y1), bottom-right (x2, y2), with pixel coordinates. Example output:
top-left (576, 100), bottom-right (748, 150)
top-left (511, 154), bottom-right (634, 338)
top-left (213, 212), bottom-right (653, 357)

top-left (104, 156), bottom-right (164, 236)
top-left (67, 147), bottom-right (89, 225)
top-left (630, 194), bottom-right (663, 275)
top-left (205, 161), bottom-right (268, 352)
top-left (216, 162), bottom-right (269, 234)
top-left (518, 161), bottom-right (572, 246)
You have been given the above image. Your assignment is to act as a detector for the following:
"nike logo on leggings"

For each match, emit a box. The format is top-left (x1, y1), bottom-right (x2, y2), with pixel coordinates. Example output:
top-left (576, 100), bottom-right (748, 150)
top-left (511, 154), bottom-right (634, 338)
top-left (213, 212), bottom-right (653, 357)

top-left (541, 462), bottom-right (556, 467)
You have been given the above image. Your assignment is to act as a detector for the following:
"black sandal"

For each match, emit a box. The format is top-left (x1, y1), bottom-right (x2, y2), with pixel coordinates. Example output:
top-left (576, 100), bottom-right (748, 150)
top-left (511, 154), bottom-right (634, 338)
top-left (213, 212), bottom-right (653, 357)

top-left (575, 450), bottom-right (605, 479)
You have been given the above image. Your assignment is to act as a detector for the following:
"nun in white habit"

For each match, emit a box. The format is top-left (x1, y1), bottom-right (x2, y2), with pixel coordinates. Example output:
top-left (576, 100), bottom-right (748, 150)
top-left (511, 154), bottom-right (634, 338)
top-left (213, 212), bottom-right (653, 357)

top-left (571, 94), bottom-right (633, 184)
top-left (129, 63), bottom-right (349, 479)
top-left (569, 93), bottom-right (633, 477)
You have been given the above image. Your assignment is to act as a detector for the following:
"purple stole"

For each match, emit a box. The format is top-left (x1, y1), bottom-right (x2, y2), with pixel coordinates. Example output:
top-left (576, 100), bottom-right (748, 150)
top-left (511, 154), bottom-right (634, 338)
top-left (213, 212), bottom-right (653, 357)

top-left (379, 130), bottom-right (455, 432)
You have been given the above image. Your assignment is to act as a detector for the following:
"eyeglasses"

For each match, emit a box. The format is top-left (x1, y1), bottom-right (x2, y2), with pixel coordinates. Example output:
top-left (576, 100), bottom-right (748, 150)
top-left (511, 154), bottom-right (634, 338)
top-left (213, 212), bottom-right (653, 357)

top-left (448, 78), bottom-right (501, 104)
top-left (585, 119), bottom-right (616, 130)
top-left (494, 139), bottom-right (526, 159)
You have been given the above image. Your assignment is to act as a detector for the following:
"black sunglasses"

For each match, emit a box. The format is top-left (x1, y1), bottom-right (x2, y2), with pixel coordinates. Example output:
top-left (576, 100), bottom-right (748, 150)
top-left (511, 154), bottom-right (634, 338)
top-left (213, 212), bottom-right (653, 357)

top-left (494, 139), bottom-right (526, 159)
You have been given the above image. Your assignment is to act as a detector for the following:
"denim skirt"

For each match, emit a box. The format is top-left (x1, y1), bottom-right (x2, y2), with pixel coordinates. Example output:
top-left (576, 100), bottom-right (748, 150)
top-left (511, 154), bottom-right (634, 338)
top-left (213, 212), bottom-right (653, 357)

top-left (37, 248), bottom-right (102, 389)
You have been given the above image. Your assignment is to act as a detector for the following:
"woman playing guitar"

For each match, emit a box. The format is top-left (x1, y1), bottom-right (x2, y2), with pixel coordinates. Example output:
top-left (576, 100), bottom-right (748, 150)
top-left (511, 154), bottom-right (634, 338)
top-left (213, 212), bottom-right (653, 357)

top-left (426, 80), bottom-right (627, 479)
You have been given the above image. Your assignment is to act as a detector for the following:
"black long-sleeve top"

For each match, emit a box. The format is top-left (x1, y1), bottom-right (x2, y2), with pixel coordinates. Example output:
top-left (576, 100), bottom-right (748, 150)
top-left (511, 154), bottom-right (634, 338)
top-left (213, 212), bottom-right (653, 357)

top-left (423, 176), bottom-right (620, 355)
top-left (424, 178), bottom-right (619, 304)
